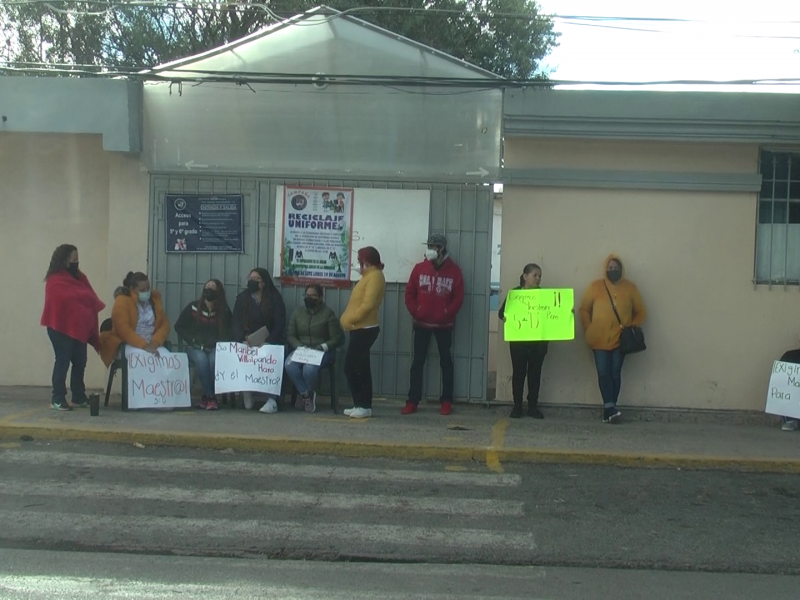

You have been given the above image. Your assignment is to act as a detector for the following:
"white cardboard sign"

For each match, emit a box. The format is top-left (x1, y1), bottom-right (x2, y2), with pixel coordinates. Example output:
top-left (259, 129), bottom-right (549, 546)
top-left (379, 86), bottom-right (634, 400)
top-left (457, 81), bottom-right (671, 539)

top-left (125, 346), bottom-right (192, 410)
top-left (215, 342), bottom-right (285, 396)
top-left (765, 360), bottom-right (800, 420)
top-left (288, 347), bottom-right (325, 366)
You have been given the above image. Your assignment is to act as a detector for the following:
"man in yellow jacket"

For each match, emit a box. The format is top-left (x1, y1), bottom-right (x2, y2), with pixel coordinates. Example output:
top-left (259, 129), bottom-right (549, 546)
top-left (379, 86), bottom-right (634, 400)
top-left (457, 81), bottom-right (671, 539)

top-left (579, 255), bottom-right (646, 423)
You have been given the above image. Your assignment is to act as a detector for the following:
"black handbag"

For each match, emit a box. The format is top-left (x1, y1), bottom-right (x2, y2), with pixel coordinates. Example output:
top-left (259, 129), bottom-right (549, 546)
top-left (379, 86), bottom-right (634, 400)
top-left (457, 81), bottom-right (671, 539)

top-left (604, 283), bottom-right (646, 355)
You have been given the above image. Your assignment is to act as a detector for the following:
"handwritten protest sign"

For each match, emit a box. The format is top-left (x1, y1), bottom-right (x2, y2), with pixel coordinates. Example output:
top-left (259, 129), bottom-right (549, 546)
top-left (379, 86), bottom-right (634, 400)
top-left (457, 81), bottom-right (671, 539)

top-left (215, 342), bottom-right (285, 395)
top-left (765, 361), bottom-right (800, 420)
top-left (503, 289), bottom-right (575, 342)
top-left (289, 347), bottom-right (325, 366)
top-left (125, 346), bottom-right (191, 410)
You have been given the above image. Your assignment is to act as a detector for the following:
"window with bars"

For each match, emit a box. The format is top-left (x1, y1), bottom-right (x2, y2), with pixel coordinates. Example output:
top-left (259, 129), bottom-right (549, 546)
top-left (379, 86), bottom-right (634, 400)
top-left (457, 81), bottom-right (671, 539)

top-left (756, 150), bottom-right (800, 285)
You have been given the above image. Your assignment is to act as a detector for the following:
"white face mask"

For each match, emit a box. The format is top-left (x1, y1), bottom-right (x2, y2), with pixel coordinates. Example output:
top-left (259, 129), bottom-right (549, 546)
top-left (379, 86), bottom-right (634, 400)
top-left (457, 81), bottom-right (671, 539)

top-left (424, 249), bottom-right (438, 261)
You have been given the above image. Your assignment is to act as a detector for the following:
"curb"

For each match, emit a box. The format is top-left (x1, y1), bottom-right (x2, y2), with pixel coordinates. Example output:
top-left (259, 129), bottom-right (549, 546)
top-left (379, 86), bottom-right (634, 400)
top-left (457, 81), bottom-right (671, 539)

top-left (3, 422), bottom-right (800, 473)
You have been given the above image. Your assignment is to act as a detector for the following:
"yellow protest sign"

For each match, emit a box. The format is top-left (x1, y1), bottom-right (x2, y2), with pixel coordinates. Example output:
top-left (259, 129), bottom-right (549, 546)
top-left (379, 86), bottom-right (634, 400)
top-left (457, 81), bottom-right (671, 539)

top-left (503, 288), bottom-right (575, 342)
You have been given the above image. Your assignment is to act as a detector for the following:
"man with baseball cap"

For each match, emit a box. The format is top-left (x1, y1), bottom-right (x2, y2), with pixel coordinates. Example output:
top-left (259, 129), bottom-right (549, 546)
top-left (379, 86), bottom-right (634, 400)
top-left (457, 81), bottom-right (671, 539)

top-left (402, 233), bottom-right (465, 415)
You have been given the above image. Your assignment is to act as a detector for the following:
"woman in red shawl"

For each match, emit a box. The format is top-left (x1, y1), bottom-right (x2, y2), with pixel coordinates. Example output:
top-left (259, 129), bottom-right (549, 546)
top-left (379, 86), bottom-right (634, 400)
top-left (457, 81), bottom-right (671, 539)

top-left (41, 244), bottom-right (105, 411)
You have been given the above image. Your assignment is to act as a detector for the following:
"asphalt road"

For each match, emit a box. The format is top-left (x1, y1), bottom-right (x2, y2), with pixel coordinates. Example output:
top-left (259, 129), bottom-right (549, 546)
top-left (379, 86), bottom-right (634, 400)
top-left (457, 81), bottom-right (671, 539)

top-left (1, 440), bottom-right (799, 576)
top-left (2, 549), bottom-right (799, 600)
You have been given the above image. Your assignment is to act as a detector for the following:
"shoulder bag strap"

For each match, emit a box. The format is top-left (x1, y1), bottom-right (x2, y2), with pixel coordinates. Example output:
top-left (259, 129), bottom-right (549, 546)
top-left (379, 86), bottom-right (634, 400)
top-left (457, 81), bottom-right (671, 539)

top-left (603, 282), bottom-right (624, 327)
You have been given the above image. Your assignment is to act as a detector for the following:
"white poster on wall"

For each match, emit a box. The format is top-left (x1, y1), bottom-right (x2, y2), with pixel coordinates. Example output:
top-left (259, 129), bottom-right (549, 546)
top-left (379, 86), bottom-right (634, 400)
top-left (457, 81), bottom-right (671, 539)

top-left (125, 347), bottom-right (192, 410)
top-left (274, 186), bottom-right (430, 284)
top-left (215, 342), bottom-right (285, 396)
top-left (765, 360), bottom-right (800, 420)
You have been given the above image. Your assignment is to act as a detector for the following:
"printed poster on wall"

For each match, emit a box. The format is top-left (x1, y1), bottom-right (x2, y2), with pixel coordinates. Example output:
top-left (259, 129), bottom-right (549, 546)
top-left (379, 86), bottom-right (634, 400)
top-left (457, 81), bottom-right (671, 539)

top-left (281, 186), bottom-right (353, 287)
top-left (165, 194), bottom-right (244, 253)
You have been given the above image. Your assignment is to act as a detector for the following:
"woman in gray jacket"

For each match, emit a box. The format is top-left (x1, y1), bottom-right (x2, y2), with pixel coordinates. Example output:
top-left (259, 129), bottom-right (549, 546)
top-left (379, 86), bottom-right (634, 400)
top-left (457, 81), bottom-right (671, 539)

top-left (285, 284), bottom-right (345, 413)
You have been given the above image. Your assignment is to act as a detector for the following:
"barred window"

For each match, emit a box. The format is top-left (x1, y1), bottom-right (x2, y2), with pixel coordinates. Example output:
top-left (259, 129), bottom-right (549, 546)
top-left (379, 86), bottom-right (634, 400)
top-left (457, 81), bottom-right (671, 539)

top-left (756, 150), bottom-right (800, 285)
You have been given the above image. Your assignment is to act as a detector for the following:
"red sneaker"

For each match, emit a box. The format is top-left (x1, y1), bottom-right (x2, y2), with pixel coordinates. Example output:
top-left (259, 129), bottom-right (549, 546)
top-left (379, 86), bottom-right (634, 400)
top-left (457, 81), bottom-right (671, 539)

top-left (400, 401), bottom-right (418, 415)
top-left (440, 401), bottom-right (453, 416)
top-left (196, 397), bottom-right (208, 410)
top-left (205, 399), bottom-right (219, 411)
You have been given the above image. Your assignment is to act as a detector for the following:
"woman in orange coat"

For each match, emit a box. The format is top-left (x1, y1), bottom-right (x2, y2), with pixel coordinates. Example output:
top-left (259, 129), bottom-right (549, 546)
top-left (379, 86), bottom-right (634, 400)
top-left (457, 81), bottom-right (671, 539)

top-left (579, 255), bottom-right (646, 424)
top-left (100, 271), bottom-right (170, 366)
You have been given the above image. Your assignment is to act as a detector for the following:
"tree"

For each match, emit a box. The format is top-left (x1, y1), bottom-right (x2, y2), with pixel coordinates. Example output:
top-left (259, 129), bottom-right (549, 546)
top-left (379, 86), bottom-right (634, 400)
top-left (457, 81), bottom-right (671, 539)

top-left (0, 0), bottom-right (559, 79)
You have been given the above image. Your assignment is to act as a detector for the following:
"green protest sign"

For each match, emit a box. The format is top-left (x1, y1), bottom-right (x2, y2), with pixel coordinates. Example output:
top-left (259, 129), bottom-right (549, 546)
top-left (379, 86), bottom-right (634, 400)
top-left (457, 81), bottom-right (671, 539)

top-left (503, 289), bottom-right (575, 342)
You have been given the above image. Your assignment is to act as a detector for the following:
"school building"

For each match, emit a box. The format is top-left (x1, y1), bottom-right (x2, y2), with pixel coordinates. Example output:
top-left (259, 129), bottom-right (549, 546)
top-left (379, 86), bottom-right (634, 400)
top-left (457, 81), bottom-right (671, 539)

top-left (2, 6), bottom-right (800, 414)
top-left (496, 88), bottom-right (800, 412)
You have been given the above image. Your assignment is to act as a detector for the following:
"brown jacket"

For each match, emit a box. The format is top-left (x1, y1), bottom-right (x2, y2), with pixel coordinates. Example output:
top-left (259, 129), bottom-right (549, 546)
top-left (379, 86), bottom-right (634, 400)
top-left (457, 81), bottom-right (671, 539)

top-left (99, 290), bottom-right (170, 366)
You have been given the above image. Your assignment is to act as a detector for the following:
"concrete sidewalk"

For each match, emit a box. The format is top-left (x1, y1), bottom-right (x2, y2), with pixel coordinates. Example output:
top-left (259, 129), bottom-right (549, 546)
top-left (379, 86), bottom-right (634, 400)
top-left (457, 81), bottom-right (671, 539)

top-left (1, 387), bottom-right (798, 472)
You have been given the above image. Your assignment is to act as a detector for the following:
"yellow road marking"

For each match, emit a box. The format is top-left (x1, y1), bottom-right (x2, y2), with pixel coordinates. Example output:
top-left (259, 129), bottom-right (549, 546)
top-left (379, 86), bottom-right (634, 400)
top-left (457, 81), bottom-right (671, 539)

top-left (0, 407), bottom-right (50, 426)
top-left (486, 418), bottom-right (509, 473)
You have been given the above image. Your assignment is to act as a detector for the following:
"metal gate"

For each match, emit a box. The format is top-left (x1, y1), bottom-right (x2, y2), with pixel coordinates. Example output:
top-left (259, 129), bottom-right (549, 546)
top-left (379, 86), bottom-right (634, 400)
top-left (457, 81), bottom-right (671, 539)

top-left (150, 174), bottom-right (492, 401)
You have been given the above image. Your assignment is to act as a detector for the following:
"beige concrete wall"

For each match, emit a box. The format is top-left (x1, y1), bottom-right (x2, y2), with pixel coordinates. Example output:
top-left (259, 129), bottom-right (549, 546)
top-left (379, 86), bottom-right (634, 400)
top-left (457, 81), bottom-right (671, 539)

top-left (504, 138), bottom-right (757, 173)
top-left (0, 133), bottom-right (150, 389)
top-left (498, 140), bottom-right (800, 412)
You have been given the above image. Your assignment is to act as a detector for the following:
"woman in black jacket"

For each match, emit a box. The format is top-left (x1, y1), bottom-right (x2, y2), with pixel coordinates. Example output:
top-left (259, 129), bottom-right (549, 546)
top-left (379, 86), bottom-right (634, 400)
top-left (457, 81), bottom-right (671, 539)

top-left (231, 268), bottom-right (286, 413)
top-left (499, 263), bottom-right (548, 420)
top-left (174, 279), bottom-right (232, 411)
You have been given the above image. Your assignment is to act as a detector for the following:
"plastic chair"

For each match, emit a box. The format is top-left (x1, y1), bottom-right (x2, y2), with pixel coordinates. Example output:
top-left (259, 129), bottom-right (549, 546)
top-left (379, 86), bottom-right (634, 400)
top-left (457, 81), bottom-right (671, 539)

top-left (101, 318), bottom-right (129, 411)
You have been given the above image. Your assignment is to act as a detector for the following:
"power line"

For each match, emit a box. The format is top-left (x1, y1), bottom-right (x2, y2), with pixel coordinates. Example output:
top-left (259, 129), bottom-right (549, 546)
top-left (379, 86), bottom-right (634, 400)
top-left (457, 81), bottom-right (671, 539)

top-left (2, 1), bottom-right (800, 25)
top-left (0, 61), bottom-right (797, 89)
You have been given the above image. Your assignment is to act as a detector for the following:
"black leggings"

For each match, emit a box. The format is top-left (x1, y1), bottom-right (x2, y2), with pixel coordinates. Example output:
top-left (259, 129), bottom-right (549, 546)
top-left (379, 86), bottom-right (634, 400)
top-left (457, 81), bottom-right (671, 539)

top-left (509, 341), bottom-right (548, 407)
top-left (344, 328), bottom-right (380, 408)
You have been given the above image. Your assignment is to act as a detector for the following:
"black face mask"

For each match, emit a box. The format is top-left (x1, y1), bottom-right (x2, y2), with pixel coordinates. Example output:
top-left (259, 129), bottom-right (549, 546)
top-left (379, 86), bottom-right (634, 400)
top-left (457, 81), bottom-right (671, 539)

top-left (247, 280), bottom-right (260, 294)
top-left (304, 298), bottom-right (318, 310)
top-left (202, 289), bottom-right (217, 302)
top-left (606, 270), bottom-right (622, 283)
top-left (67, 262), bottom-right (80, 276)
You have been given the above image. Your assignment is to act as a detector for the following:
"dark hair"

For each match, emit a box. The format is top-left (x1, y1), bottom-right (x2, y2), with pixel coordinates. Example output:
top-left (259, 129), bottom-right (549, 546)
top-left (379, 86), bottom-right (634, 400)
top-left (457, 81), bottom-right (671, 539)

top-left (519, 263), bottom-right (541, 287)
top-left (45, 244), bottom-right (77, 280)
top-left (122, 271), bottom-right (149, 293)
top-left (200, 278), bottom-right (230, 336)
top-left (357, 246), bottom-right (385, 271)
top-left (305, 284), bottom-right (324, 298)
top-left (244, 267), bottom-right (277, 330)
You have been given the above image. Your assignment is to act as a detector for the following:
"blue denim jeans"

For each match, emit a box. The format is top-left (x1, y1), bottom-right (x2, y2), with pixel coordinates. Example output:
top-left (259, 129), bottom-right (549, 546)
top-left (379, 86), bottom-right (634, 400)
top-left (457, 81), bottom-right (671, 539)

top-left (284, 349), bottom-right (335, 396)
top-left (186, 347), bottom-right (216, 398)
top-left (593, 348), bottom-right (625, 409)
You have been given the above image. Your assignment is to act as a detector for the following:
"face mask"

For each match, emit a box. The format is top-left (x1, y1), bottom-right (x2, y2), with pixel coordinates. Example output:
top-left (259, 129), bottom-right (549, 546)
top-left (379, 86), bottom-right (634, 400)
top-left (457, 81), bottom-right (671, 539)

top-left (202, 289), bottom-right (217, 302)
top-left (67, 262), bottom-right (79, 276)
top-left (137, 290), bottom-right (151, 302)
top-left (247, 280), bottom-right (260, 293)
top-left (424, 249), bottom-right (438, 261)
top-left (606, 270), bottom-right (622, 283)
top-left (304, 298), bottom-right (318, 310)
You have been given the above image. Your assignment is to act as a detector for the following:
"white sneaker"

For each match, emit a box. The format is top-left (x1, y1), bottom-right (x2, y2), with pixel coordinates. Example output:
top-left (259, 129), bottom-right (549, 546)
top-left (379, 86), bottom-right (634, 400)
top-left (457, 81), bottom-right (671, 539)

top-left (243, 392), bottom-right (254, 410)
top-left (259, 398), bottom-right (278, 414)
top-left (343, 407), bottom-right (355, 416)
top-left (781, 419), bottom-right (799, 431)
top-left (349, 407), bottom-right (372, 419)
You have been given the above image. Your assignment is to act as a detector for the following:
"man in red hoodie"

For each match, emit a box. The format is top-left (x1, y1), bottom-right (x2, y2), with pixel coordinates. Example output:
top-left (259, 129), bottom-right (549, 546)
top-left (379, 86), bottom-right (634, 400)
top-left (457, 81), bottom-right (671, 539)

top-left (402, 234), bottom-right (465, 415)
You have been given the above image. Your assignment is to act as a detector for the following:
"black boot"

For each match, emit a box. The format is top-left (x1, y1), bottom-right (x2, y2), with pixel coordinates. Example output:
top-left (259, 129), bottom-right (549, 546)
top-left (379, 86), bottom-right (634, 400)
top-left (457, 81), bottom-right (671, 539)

top-left (510, 404), bottom-right (523, 419)
top-left (527, 404), bottom-right (544, 419)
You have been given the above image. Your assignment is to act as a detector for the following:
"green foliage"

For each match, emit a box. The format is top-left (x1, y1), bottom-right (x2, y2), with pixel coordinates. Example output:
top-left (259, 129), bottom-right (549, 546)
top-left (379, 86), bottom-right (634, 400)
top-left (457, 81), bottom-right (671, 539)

top-left (1, 0), bottom-right (558, 78)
